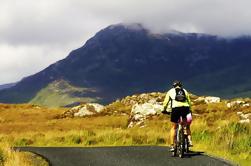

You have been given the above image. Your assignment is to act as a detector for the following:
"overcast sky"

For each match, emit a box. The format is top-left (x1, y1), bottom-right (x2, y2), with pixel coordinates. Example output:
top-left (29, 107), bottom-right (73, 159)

top-left (1, 0), bottom-right (251, 84)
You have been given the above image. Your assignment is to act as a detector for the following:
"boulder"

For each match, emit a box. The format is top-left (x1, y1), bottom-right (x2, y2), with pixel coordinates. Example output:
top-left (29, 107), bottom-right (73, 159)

top-left (240, 113), bottom-right (251, 119)
top-left (128, 102), bottom-right (163, 128)
top-left (119, 92), bottom-right (165, 106)
top-left (194, 96), bottom-right (221, 104)
top-left (204, 96), bottom-right (221, 103)
top-left (237, 112), bottom-right (251, 124)
top-left (131, 103), bottom-right (163, 116)
top-left (240, 119), bottom-right (250, 124)
top-left (227, 100), bottom-right (247, 108)
top-left (74, 103), bottom-right (104, 117)
top-left (194, 97), bottom-right (206, 103)
top-left (60, 103), bottom-right (104, 118)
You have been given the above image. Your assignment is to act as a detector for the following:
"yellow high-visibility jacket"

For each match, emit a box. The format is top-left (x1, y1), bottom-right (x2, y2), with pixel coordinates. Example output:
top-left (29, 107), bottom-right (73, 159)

top-left (163, 88), bottom-right (191, 109)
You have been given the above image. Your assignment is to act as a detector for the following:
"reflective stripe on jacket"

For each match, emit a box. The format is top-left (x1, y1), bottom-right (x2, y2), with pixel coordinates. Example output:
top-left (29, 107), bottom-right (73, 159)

top-left (163, 88), bottom-right (191, 108)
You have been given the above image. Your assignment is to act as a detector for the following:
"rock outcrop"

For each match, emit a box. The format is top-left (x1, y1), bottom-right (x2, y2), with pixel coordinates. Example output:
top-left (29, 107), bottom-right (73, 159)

top-left (60, 103), bottom-right (104, 118)
top-left (237, 112), bottom-right (251, 124)
top-left (192, 96), bottom-right (221, 104)
top-left (57, 91), bottom-right (251, 126)
top-left (116, 92), bottom-right (165, 128)
top-left (227, 100), bottom-right (250, 108)
top-left (119, 92), bottom-right (165, 106)
top-left (128, 103), bottom-right (163, 128)
top-left (204, 96), bottom-right (221, 103)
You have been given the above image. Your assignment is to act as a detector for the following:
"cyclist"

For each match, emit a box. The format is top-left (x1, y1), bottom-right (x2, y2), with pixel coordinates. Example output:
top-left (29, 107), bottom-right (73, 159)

top-left (162, 80), bottom-right (193, 152)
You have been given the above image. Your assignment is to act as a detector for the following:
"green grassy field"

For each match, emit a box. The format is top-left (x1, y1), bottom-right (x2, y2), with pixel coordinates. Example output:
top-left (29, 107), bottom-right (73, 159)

top-left (30, 80), bottom-right (99, 107)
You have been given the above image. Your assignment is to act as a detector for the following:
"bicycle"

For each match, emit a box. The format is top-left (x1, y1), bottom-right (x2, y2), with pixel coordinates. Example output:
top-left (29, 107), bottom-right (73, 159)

top-left (172, 116), bottom-right (189, 158)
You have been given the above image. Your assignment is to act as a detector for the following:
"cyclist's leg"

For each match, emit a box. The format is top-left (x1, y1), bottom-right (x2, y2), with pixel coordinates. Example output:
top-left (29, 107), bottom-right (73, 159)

top-left (170, 122), bottom-right (178, 146)
top-left (185, 108), bottom-right (193, 146)
top-left (187, 125), bottom-right (193, 146)
top-left (170, 108), bottom-right (180, 151)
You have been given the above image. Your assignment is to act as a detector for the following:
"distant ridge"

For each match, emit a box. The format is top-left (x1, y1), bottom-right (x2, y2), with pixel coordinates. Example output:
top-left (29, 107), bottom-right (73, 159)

top-left (0, 83), bottom-right (16, 90)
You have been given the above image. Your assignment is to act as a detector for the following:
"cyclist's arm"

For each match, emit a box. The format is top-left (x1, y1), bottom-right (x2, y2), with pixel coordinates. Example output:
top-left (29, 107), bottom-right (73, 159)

top-left (186, 92), bottom-right (192, 111)
top-left (163, 92), bottom-right (170, 110)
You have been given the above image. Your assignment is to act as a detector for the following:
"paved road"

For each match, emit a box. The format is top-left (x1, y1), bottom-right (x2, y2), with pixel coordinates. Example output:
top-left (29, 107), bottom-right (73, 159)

top-left (15, 146), bottom-right (233, 166)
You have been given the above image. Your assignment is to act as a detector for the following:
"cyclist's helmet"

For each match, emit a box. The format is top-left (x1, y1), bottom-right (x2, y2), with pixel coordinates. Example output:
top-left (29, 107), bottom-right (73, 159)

top-left (172, 80), bottom-right (182, 88)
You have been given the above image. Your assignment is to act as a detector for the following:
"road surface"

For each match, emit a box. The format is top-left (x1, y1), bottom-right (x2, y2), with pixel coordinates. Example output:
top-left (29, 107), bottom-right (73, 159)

top-left (15, 146), bottom-right (233, 166)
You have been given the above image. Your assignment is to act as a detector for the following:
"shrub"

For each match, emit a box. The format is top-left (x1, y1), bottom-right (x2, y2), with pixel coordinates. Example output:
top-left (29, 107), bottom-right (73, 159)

top-left (86, 139), bottom-right (97, 145)
top-left (53, 136), bottom-right (65, 143)
top-left (14, 138), bottom-right (33, 146)
top-left (156, 137), bottom-right (166, 144)
top-left (132, 135), bottom-right (147, 144)
top-left (68, 135), bottom-right (82, 144)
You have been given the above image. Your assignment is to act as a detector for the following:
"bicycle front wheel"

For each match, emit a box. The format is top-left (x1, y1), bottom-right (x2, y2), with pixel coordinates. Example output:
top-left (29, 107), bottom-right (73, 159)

top-left (178, 128), bottom-right (184, 158)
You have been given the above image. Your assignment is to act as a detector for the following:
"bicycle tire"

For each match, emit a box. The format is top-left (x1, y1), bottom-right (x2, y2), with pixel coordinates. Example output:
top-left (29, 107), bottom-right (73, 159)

top-left (185, 135), bottom-right (190, 153)
top-left (171, 145), bottom-right (177, 157)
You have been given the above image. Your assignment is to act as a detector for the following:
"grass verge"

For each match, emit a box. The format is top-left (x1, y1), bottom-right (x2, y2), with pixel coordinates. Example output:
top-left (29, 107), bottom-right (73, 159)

top-left (0, 143), bottom-right (48, 166)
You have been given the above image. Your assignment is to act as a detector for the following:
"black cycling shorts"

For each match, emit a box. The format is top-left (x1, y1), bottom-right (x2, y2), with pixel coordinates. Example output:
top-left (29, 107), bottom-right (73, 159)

top-left (171, 106), bottom-right (190, 123)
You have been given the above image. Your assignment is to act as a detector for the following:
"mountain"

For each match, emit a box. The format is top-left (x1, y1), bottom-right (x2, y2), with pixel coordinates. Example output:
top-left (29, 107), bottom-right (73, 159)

top-left (0, 23), bottom-right (251, 106)
top-left (0, 83), bottom-right (16, 90)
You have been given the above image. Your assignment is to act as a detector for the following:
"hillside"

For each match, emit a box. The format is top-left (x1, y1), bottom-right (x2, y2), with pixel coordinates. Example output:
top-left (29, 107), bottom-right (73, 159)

top-left (30, 80), bottom-right (99, 107)
top-left (0, 23), bottom-right (251, 106)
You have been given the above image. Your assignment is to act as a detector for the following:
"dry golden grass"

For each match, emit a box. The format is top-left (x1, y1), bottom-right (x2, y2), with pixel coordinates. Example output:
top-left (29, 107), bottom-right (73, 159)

top-left (0, 143), bottom-right (48, 166)
top-left (0, 104), bottom-right (130, 134)
top-left (0, 101), bottom-right (251, 166)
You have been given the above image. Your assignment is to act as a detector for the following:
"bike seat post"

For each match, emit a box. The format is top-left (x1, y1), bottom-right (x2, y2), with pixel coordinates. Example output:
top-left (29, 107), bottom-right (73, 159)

top-left (180, 117), bottom-right (188, 135)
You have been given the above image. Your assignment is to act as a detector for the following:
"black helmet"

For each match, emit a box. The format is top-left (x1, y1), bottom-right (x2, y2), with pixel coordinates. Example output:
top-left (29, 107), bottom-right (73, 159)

top-left (172, 80), bottom-right (182, 88)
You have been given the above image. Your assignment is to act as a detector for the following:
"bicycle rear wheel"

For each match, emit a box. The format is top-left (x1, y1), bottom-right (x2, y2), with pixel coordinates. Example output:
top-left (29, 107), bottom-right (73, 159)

top-left (171, 145), bottom-right (177, 157)
top-left (184, 135), bottom-right (189, 153)
top-left (178, 144), bottom-right (184, 158)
